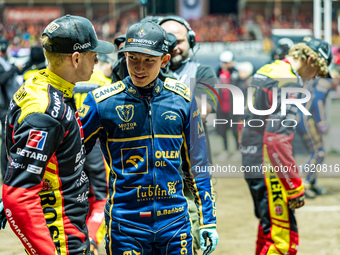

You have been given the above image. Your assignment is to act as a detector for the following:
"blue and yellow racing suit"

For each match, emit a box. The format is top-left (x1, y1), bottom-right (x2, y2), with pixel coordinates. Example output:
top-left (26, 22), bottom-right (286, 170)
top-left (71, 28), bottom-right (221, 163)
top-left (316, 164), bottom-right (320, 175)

top-left (79, 76), bottom-right (216, 254)
top-left (296, 77), bottom-right (333, 185)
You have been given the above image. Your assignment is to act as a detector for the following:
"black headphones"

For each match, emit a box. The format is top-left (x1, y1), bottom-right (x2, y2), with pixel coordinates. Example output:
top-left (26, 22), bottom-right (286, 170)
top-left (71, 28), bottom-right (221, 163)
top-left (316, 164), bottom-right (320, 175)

top-left (159, 15), bottom-right (196, 49)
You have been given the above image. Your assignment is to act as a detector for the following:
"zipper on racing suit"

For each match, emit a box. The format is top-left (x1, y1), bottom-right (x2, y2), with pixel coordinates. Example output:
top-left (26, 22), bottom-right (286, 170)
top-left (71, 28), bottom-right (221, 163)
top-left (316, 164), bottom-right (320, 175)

top-left (146, 97), bottom-right (157, 223)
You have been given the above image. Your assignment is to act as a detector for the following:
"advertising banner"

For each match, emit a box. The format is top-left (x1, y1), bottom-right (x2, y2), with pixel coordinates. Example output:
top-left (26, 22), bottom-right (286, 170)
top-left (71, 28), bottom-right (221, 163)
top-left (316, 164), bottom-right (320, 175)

top-left (179, 0), bottom-right (203, 20)
top-left (5, 7), bottom-right (61, 23)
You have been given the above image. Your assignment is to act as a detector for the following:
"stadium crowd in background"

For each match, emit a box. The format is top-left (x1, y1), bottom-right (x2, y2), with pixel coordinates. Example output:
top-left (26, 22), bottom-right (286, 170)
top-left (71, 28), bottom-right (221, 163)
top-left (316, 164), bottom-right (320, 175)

top-left (1, 11), bottom-right (340, 50)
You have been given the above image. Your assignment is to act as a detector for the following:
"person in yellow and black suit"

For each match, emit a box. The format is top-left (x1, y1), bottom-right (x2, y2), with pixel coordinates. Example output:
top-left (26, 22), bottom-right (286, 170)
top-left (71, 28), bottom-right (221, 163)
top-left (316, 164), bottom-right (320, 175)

top-left (241, 37), bottom-right (332, 255)
top-left (0, 15), bottom-right (114, 254)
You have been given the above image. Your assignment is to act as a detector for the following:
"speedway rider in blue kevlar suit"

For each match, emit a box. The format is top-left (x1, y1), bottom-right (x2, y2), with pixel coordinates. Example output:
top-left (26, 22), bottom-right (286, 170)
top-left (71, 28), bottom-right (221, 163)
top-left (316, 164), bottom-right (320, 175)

top-left (296, 76), bottom-right (334, 198)
top-left (79, 21), bottom-right (218, 254)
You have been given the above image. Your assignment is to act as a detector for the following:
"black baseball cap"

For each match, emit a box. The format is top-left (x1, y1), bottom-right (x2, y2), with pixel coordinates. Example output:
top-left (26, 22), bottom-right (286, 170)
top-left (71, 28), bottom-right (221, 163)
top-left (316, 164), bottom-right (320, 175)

top-left (118, 21), bottom-right (169, 56)
top-left (42, 15), bottom-right (114, 54)
top-left (302, 37), bottom-right (332, 66)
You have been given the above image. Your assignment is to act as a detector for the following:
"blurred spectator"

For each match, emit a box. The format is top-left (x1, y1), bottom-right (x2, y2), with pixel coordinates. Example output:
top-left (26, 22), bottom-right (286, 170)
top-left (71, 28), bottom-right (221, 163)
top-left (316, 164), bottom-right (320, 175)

top-left (233, 61), bottom-right (253, 159)
top-left (215, 50), bottom-right (239, 161)
top-left (0, 36), bottom-right (20, 181)
top-left (111, 34), bottom-right (128, 82)
top-left (236, 61), bottom-right (254, 84)
top-left (296, 77), bottom-right (335, 198)
top-left (271, 38), bottom-right (294, 61)
top-left (89, 53), bottom-right (114, 86)
top-left (20, 46), bottom-right (46, 81)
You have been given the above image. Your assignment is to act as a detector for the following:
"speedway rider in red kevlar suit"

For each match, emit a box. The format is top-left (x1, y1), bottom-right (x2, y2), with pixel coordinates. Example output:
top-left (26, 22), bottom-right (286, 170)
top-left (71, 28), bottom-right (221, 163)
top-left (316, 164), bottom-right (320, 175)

top-left (241, 37), bottom-right (332, 255)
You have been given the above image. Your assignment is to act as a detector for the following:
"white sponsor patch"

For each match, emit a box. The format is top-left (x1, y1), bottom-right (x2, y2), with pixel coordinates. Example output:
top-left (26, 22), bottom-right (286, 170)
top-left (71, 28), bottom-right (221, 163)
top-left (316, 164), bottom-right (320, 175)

top-left (73, 42), bottom-right (91, 51)
top-left (27, 164), bottom-right (43, 174)
top-left (46, 22), bottom-right (60, 33)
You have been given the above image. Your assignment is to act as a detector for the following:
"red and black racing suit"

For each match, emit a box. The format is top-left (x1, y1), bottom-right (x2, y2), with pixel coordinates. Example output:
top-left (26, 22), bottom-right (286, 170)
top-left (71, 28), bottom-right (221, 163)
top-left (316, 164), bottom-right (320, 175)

top-left (241, 59), bottom-right (305, 255)
top-left (2, 68), bottom-right (90, 255)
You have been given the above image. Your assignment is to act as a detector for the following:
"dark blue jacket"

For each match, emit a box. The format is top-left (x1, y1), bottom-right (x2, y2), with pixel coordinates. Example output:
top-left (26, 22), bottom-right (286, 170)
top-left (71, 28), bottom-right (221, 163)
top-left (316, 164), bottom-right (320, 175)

top-left (80, 76), bottom-right (216, 231)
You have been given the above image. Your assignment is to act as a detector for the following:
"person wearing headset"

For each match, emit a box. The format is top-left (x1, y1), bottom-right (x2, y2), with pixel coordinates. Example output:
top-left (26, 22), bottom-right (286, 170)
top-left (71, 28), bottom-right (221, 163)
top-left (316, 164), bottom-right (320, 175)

top-left (160, 15), bottom-right (219, 255)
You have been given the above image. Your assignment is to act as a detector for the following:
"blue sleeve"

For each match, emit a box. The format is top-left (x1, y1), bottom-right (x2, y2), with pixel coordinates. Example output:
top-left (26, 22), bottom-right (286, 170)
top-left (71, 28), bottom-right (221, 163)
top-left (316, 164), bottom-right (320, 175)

top-left (312, 79), bottom-right (332, 126)
top-left (78, 92), bottom-right (103, 154)
top-left (182, 95), bottom-right (217, 228)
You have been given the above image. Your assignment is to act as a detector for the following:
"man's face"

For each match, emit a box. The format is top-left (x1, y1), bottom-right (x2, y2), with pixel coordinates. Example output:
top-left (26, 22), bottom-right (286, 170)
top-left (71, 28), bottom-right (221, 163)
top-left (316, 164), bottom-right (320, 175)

top-left (76, 52), bottom-right (98, 82)
top-left (125, 52), bottom-right (166, 87)
top-left (161, 20), bottom-right (190, 67)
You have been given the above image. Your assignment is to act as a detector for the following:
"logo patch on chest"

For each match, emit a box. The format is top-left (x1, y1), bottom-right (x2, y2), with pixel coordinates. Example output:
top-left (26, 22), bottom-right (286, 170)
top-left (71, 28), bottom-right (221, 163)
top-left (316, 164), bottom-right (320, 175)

top-left (116, 105), bottom-right (134, 122)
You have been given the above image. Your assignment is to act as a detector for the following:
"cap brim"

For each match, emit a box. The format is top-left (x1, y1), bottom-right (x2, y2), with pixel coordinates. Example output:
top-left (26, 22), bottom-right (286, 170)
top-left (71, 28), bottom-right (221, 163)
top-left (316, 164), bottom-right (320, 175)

top-left (118, 47), bottom-right (163, 56)
top-left (92, 40), bottom-right (115, 54)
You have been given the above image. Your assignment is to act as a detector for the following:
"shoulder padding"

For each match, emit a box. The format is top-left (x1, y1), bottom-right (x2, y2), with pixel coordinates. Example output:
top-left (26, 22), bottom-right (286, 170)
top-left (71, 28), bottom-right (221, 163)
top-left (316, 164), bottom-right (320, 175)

top-left (256, 60), bottom-right (298, 88)
top-left (13, 83), bottom-right (50, 124)
top-left (163, 78), bottom-right (191, 102)
top-left (257, 60), bottom-right (296, 79)
top-left (91, 81), bottom-right (126, 103)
